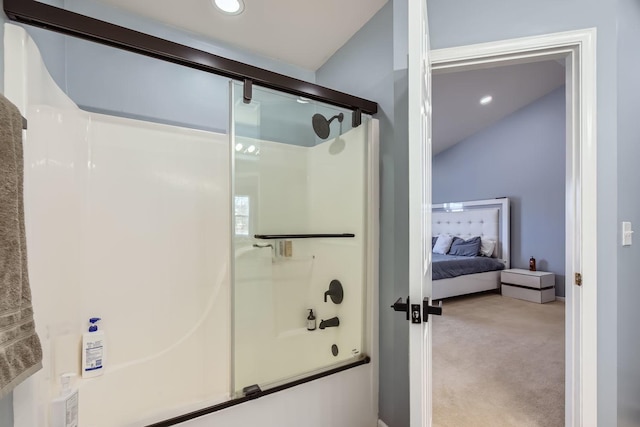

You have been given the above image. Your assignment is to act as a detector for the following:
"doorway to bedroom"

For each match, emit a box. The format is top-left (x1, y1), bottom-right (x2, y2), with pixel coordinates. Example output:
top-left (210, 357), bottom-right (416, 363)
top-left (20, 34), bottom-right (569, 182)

top-left (430, 58), bottom-right (568, 427)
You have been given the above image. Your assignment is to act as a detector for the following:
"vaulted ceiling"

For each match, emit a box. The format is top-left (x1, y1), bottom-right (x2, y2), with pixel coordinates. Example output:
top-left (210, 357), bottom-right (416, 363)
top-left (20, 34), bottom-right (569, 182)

top-left (432, 60), bottom-right (566, 155)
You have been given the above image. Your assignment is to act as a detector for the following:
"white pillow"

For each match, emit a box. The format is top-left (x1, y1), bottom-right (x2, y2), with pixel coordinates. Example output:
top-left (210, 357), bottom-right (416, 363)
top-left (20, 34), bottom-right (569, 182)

top-left (480, 238), bottom-right (496, 257)
top-left (433, 234), bottom-right (454, 254)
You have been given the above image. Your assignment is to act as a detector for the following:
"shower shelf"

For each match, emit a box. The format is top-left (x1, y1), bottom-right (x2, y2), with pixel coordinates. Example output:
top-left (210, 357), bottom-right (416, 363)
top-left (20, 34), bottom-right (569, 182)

top-left (254, 233), bottom-right (355, 239)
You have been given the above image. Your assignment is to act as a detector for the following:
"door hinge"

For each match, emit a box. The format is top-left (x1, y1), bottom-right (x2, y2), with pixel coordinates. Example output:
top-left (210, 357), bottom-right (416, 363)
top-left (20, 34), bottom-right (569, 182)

top-left (575, 272), bottom-right (582, 286)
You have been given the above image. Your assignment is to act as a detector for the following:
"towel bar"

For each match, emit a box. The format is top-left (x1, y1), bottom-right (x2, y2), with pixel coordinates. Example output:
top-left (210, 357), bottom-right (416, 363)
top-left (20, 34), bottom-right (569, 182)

top-left (254, 233), bottom-right (355, 239)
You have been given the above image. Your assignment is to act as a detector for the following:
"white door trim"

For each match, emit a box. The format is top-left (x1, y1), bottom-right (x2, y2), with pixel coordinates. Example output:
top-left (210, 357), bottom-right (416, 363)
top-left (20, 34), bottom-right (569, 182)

top-left (429, 28), bottom-right (597, 427)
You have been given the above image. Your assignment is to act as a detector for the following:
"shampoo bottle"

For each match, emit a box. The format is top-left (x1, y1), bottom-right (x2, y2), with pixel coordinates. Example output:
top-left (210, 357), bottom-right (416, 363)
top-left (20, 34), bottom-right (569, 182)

top-left (51, 373), bottom-right (79, 427)
top-left (82, 317), bottom-right (105, 378)
top-left (307, 309), bottom-right (316, 331)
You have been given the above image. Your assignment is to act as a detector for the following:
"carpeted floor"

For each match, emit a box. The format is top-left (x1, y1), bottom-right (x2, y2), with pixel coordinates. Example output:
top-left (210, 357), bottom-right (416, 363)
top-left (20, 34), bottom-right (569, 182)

top-left (433, 292), bottom-right (565, 427)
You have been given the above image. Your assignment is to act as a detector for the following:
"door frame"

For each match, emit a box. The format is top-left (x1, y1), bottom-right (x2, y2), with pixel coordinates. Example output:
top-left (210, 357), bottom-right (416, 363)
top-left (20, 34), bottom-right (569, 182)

top-left (429, 28), bottom-right (597, 426)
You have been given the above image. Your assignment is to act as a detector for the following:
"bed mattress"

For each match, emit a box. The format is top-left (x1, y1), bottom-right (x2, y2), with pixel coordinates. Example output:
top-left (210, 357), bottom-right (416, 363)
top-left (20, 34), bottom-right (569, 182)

top-left (432, 253), bottom-right (505, 280)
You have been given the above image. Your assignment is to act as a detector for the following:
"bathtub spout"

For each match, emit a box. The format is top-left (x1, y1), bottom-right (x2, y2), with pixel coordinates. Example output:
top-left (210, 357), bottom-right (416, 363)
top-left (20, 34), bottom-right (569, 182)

top-left (319, 317), bottom-right (340, 329)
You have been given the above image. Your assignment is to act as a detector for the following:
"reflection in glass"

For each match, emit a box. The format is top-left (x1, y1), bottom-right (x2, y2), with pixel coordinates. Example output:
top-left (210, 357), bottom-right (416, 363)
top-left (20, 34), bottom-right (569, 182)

top-left (234, 195), bottom-right (250, 236)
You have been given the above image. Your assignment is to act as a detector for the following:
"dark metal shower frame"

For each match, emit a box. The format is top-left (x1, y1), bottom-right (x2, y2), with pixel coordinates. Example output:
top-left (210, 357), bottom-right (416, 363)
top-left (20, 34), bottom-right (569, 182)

top-left (3, 0), bottom-right (378, 127)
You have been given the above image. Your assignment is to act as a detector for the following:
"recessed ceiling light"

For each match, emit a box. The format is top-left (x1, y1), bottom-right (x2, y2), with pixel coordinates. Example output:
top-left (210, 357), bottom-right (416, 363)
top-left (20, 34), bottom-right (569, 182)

top-left (213, 0), bottom-right (244, 15)
top-left (480, 95), bottom-right (493, 105)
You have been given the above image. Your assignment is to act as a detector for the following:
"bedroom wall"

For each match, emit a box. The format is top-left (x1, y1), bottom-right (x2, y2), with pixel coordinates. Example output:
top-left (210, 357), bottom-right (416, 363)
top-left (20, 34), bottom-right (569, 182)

top-left (433, 87), bottom-right (566, 297)
top-left (616, 0), bottom-right (640, 425)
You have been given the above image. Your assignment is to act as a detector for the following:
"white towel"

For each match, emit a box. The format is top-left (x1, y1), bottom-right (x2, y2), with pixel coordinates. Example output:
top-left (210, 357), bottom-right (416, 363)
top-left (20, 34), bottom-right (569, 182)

top-left (0, 93), bottom-right (42, 398)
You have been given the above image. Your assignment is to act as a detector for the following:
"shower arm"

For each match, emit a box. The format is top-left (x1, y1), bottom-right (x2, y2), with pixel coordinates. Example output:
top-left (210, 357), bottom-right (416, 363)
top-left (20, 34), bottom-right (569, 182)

top-left (327, 114), bottom-right (343, 125)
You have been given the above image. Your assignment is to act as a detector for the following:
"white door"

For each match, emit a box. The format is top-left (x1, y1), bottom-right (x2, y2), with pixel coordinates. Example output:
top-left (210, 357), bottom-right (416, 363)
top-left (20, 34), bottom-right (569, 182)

top-left (408, 0), bottom-right (432, 426)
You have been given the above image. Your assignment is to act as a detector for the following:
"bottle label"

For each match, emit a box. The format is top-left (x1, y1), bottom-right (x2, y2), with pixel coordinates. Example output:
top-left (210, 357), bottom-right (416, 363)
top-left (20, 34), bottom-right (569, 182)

top-left (85, 339), bottom-right (103, 371)
top-left (65, 391), bottom-right (79, 427)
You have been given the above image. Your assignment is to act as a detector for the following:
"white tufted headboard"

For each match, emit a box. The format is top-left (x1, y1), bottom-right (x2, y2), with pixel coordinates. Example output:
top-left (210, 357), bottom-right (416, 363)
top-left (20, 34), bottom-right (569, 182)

top-left (432, 198), bottom-right (510, 267)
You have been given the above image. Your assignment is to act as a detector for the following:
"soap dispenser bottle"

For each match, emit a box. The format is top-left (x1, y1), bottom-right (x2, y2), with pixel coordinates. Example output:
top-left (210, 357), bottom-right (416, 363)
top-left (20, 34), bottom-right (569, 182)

top-left (51, 373), bottom-right (79, 427)
top-left (82, 317), bottom-right (105, 378)
top-left (307, 309), bottom-right (316, 331)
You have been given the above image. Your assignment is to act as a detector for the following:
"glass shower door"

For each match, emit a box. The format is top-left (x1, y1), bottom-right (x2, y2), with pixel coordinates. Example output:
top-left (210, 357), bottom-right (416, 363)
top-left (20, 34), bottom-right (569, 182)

top-left (230, 82), bottom-right (370, 395)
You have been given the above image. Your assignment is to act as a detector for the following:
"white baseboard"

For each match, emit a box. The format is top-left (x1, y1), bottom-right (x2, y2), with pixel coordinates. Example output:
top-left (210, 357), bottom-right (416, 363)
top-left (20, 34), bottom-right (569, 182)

top-left (555, 296), bottom-right (566, 302)
top-left (378, 420), bottom-right (390, 427)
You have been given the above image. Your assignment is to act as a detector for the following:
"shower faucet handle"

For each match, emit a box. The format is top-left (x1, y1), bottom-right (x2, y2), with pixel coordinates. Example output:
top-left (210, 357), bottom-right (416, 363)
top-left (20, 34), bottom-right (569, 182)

top-left (324, 280), bottom-right (344, 304)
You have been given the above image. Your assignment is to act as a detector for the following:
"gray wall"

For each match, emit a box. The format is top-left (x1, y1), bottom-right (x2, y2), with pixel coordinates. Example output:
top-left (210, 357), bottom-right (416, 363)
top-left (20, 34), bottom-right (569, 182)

top-left (0, 393), bottom-right (11, 427)
top-left (616, 0), bottom-right (640, 425)
top-left (427, 1), bottom-right (620, 424)
top-left (317, 2), bottom-right (409, 426)
top-left (433, 87), bottom-right (566, 296)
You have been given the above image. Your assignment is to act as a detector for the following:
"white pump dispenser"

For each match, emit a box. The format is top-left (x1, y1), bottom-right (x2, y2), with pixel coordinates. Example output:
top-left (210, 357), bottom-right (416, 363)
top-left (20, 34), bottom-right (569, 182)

top-left (51, 373), bottom-right (79, 427)
top-left (82, 317), bottom-right (105, 378)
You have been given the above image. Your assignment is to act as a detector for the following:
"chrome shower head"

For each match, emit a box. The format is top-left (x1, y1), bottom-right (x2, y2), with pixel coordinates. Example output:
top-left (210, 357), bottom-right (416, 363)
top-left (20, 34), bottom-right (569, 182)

top-left (312, 112), bottom-right (344, 139)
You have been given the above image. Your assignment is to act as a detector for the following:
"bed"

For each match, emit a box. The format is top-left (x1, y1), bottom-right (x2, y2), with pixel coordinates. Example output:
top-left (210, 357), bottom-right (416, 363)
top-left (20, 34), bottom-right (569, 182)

top-left (431, 198), bottom-right (510, 300)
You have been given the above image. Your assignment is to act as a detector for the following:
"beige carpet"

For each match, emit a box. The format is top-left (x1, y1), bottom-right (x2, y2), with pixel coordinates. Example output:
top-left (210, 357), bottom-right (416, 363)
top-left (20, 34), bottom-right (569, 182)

top-left (433, 292), bottom-right (564, 427)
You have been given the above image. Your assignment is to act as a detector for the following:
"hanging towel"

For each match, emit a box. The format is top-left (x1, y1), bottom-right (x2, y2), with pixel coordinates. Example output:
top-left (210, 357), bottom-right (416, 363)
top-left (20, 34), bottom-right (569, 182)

top-left (0, 94), bottom-right (42, 398)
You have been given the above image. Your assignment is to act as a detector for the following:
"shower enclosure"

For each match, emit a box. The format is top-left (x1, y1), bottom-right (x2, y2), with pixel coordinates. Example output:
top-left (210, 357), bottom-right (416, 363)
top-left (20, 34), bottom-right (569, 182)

top-left (231, 82), bottom-right (371, 395)
top-left (4, 7), bottom-right (378, 424)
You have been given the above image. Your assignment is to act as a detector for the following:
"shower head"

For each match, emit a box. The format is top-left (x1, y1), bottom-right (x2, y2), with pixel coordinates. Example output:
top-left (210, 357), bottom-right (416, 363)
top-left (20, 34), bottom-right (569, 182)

top-left (312, 113), bottom-right (344, 139)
